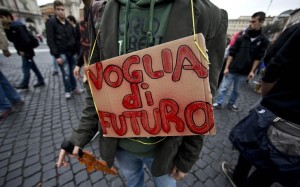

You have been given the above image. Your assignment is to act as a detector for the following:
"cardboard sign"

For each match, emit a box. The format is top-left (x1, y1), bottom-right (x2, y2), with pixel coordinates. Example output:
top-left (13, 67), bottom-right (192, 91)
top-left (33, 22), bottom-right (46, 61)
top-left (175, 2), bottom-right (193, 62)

top-left (85, 34), bottom-right (216, 137)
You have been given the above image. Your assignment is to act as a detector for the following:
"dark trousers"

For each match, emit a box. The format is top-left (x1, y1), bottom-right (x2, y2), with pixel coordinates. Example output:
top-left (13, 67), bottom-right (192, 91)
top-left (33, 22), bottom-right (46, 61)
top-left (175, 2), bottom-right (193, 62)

top-left (21, 56), bottom-right (44, 86)
top-left (233, 155), bottom-right (274, 187)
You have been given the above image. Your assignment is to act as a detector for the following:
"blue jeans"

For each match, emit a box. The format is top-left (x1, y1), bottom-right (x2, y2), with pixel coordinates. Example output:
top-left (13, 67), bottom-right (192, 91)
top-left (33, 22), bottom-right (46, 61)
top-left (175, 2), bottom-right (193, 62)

top-left (116, 148), bottom-right (176, 187)
top-left (0, 71), bottom-right (22, 111)
top-left (21, 56), bottom-right (44, 86)
top-left (51, 56), bottom-right (59, 73)
top-left (215, 73), bottom-right (247, 106)
top-left (58, 54), bottom-right (77, 92)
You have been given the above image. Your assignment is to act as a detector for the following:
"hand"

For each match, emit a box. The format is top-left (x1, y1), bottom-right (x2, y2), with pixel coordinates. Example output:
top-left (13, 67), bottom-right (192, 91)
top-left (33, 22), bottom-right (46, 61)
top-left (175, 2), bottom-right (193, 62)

top-left (2, 50), bottom-right (11, 57)
top-left (73, 66), bottom-right (82, 79)
top-left (248, 72), bottom-right (255, 80)
top-left (170, 166), bottom-right (188, 180)
top-left (56, 145), bottom-right (80, 168)
top-left (223, 68), bottom-right (229, 76)
top-left (56, 58), bottom-right (64, 65)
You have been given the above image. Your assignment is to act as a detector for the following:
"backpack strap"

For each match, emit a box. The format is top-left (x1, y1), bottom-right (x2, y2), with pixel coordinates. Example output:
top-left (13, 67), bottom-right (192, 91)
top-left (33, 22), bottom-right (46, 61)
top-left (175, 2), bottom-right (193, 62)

top-left (87, 0), bottom-right (107, 64)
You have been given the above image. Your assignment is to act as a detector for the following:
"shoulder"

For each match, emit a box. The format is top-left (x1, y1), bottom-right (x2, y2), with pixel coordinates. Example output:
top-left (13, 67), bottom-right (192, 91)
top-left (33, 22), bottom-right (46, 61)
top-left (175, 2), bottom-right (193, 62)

top-left (90, 0), bottom-right (108, 18)
top-left (194, 0), bottom-right (228, 38)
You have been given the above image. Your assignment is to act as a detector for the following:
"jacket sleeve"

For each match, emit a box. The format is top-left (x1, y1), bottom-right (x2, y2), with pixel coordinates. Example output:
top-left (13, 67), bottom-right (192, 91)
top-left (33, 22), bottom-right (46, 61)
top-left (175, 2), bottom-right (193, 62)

top-left (263, 25), bottom-right (299, 83)
top-left (88, 1), bottom-right (107, 65)
top-left (174, 4), bottom-right (228, 173)
top-left (69, 1), bottom-right (107, 148)
top-left (46, 20), bottom-right (59, 58)
top-left (202, 9), bottom-right (228, 97)
top-left (228, 37), bottom-right (242, 58)
top-left (0, 23), bottom-right (9, 50)
top-left (69, 82), bottom-right (99, 147)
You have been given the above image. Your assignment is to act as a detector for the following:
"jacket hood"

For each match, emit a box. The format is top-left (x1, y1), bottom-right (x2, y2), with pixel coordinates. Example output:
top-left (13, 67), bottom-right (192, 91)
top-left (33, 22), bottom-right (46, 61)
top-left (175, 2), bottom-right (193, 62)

top-left (10, 20), bottom-right (24, 27)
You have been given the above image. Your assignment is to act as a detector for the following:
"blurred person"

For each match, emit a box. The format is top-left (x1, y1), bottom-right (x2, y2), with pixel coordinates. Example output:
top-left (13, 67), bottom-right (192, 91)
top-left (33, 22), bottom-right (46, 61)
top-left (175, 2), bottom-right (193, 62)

top-left (0, 19), bottom-right (24, 119)
top-left (46, 15), bottom-right (59, 76)
top-left (0, 8), bottom-right (45, 90)
top-left (46, 1), bottom-right (83, 99)
top-left (57, 0), bottom-right (228, 186)
top-left (73, 8), bottom-right (90, 80)
top-left (213, 11), bottom-right (269, 111)
top-left (67, 15), bottom-right (81, 72)
top-left (222, 22), bottom-right (300, 187)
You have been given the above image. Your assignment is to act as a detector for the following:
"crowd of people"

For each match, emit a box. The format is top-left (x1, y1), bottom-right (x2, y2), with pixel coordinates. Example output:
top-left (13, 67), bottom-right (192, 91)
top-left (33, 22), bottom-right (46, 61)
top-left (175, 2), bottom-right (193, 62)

top-left (0, 0), bottom-right (299, 186)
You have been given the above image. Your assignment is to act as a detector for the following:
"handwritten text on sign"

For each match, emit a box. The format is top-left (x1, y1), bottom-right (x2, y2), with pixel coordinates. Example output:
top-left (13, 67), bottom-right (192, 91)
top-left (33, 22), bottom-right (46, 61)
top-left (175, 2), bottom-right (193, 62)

top-left (86, 34), bottom-right (215, 137)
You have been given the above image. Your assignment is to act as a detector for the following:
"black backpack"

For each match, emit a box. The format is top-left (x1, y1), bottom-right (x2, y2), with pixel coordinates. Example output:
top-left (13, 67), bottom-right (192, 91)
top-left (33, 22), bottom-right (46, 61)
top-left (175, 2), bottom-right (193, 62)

top-left (27, 30), bottom-right (39, 48)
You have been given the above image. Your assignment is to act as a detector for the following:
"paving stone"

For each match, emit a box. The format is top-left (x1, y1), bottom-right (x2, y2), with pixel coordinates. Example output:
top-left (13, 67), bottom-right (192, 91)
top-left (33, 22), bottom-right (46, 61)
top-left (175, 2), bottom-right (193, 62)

top-left (0, 177), bottom-right (4, 187)
top-left (58, 171), bottom-right (73, 185)
top-left (62, 181), bottom-right (76, 187)
top-left (40, 177), bottom-right (56, 187)
top-left (10, 152), bottom-right (26, 163)
top-left (23, 162), bottom-right (42, 178)
top-left (93, 179), bottom-right (108, 187)
top-left (8, 160), bottom-right (23, 172)
top-left (90, 171), bottom-right (103, 183)
top-left (6, 168), bottom-right (22, 181)
top-left (0, 159), bottom-right (8, 169)
top-left (41, 147), bottom-right (54, 157)
top-left (5, 176), bottom-right (22, 187)
top-left (74, 170), bottom-right (89, 185)
top-left (42, 169), bottom-right (57, 181)
top-left (23, 172), bottom-right (41, 187)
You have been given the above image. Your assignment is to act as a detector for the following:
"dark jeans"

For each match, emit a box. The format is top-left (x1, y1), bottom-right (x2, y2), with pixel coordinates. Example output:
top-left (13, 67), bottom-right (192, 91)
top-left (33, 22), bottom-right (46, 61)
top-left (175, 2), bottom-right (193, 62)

top-left (21, 56), bottom-right (44, 86)
top-left (233, 155), bottom-right (274, 187)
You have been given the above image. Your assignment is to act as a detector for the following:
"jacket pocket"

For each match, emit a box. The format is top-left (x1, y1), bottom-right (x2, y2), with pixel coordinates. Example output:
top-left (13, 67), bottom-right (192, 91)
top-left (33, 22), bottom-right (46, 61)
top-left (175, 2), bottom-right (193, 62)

top-left (268, 124), bottom-right (300, 156)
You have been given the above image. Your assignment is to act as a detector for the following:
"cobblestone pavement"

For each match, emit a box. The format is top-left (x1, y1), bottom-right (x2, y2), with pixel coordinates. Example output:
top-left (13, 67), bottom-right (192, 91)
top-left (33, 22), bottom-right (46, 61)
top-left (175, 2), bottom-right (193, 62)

top-left (0, 44), bottom-right (264, 187)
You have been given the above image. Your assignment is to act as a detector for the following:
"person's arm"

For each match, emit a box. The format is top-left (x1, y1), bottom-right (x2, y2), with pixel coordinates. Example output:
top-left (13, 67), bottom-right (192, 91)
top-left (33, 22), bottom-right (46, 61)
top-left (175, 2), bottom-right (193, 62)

top-left (262, 25), bottom-right (299, 96)
top-left (57, 82), bottom-right (99, 167)
top-left (0, 23), bottom-right (11, 57)
top-left (46, 20), bottom-right (59, 58)
top-left (74, 52), bottom-right (84, 79)
top-left (248, 59), bottom-right (260, 80)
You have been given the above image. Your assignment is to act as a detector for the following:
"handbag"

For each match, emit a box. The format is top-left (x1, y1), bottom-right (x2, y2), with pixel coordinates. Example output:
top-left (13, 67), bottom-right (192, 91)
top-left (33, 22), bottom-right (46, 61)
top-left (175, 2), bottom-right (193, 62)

top-left (229, 106), bottom-right (300, 185)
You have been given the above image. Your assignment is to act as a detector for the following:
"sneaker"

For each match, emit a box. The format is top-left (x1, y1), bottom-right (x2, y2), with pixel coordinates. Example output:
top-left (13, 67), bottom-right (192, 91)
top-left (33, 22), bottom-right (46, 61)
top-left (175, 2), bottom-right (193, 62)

top-left (72, 88), bottom-right (84, 94)
top-left (221, 161), bottom-right (237, 187)
top-left (33, 82), bottom-right (46, 88)
top-left (52, 72), bottom-right (59, 76)
top-left (0, 107), bottom-right (15, 119)
top-left (12, 100), bottom-right (25, 106)
top-left (228, 104), bottom-right (239, 112)
top-left (65, 92), bottom-right (71, 99)
top-left (15, 85), bottom-right (28, 89)
top-left (213, 103), bottom-right (222, 109)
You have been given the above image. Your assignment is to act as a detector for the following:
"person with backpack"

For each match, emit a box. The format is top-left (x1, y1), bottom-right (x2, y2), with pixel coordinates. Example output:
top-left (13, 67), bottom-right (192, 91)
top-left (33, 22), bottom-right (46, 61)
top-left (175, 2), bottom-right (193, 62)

top-left (57, 0), bottom-right (228, 186)
top-left (0, 19), bottom-right (24, 119)
top-left (0, 8), bottom-right (45, 89)
top-left (46, 1), bottom-right (83, 99)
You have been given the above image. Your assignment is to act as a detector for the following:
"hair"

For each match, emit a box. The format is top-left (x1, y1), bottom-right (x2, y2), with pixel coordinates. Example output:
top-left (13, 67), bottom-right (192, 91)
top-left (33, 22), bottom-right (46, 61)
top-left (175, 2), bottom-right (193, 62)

top-left (252, 11), bottom-right (266, 22)
top-left (67, 15), bottom-right (77, 24)
top-left (0, 8), bottom-right (13, 20)
top-left (53, 0), bottom-right (64, 9)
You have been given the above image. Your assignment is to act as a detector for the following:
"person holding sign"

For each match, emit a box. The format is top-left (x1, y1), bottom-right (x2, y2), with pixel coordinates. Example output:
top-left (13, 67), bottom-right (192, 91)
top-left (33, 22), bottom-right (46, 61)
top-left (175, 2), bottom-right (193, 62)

top-left (57, 0), bottom-right (228, 186)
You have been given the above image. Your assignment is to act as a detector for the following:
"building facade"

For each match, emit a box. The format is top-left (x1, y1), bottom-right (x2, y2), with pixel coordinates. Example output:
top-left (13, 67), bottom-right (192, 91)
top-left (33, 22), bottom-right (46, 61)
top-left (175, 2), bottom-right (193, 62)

top-left (227, 16), bottom-right (274, 37)
top-left (0, 0), bottom-right (44, 35)
top-left (284, 8), bottom-right (300, 28)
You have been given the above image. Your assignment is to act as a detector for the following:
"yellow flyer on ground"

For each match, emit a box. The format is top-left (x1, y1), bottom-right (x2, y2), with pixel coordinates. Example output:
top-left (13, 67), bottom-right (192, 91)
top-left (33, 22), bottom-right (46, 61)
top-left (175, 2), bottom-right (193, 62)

top-left (85, 34), bottom-right (216, 137)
